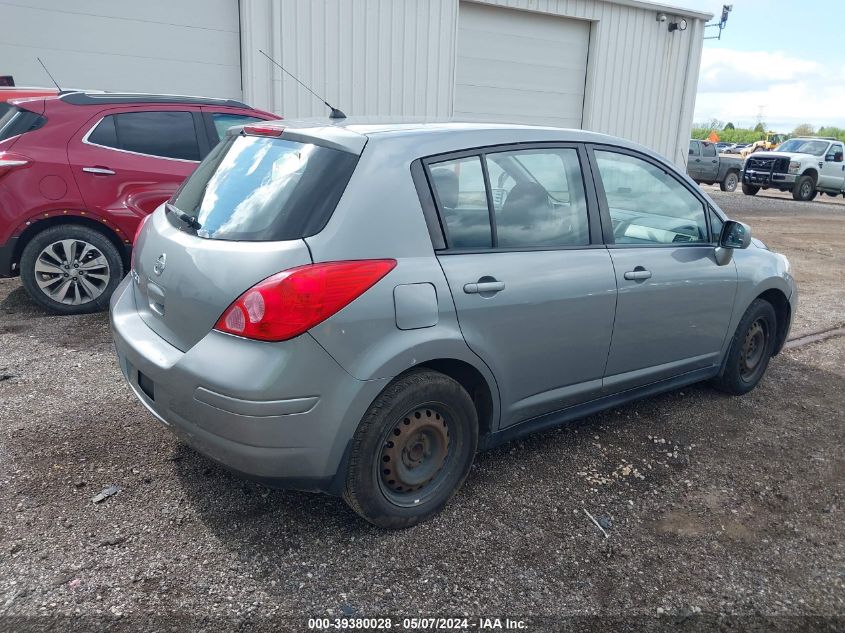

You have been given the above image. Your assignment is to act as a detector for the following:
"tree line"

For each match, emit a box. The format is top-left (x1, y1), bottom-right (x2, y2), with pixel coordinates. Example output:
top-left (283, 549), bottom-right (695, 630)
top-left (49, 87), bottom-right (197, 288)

top-left (691, 120), bottom-right (845, 144)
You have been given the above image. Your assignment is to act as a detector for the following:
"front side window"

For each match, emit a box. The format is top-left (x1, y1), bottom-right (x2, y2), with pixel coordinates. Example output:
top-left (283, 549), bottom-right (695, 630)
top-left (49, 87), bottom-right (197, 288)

top-left (88, 111), bottom-right (200, 161)
top-left (429, 156), bottom-right (492, 249)
top-left (594, 150), bottom-right (708, 245)
top-left (688, 141), bottom-right (700, 156)
top-left (828, 143), bottom-right (844, 162)
top-left (484, 148), bottom-right (589, 247)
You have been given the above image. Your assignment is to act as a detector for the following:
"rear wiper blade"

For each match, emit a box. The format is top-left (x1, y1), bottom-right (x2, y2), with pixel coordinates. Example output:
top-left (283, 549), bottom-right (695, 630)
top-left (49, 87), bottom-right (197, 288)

top-left (166, 203), bottom-right (201, 230)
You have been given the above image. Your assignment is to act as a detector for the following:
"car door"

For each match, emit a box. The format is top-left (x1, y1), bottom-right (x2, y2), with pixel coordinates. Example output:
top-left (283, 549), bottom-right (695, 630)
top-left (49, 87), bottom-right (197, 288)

top-left (819, 142), bottom-right (845, 191)
top-left (588, 146), bottom-right (737, 392)
top-left (67, 107), bottom-right (206, 223)
top-left (699, 142), bottom-right (719, 181)
top-left (427, 145), bottom-right (617, 427)
top-left (687, 141), bottom-right (702, 179)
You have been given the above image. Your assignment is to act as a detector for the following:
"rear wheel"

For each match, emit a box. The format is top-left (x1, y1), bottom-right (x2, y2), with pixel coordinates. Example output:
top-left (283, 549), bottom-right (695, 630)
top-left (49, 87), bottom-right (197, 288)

top-left (711, 299), bottom-right (776, 395)
top-left (720, 171), bottom-right (739, 192)
top-left (344, 369), bottom-right (478, 529)
top-left (792, 175), bottom-right (816, 201)
top-left (742, 183), bottom-right (759, 196)
top-left (19, 224), bottom-right (123, 315)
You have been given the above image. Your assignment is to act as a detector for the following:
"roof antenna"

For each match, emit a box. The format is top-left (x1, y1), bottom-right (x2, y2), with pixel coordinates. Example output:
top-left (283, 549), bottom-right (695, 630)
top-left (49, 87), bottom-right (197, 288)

top-left (258, 49), bottom-right (346, 119)
top-left (36, 57), bottom-right (63, 93)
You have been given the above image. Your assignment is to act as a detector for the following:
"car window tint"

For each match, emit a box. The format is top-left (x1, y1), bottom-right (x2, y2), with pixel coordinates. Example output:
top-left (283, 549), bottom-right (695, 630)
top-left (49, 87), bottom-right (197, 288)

top-left (702, 143), bottom-right (716, 157)
top-left (87, 115), bottom-right (118, 148)
top-left (485, 148), bottom-right (589, 247)
top-left (688, 141), bottom-right (700, 156)
top-left (595, 150), bottom-right (708, 245)
top-left (429, 156), bottom-right (492, 249)
top-left (113, 111), bottom-right (199, 160)
top-left (211, 113), bottom-right (265, 140)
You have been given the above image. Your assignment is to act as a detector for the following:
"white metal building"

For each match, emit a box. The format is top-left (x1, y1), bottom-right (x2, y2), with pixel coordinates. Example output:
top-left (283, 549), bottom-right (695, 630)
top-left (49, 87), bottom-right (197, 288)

top-left (2, 0), bottom-right (711, 165)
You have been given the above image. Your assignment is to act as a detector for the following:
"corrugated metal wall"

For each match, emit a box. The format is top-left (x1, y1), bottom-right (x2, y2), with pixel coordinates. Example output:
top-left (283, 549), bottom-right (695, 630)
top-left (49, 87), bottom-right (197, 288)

top-left (241, 0), bottom-right (458, 119)
top-left (241, 0), bottom-right (707, 166)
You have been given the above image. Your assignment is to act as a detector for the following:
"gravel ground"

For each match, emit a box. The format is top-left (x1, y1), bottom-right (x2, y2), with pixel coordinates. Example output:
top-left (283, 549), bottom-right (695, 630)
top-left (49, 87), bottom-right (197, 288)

top-left (0, 193), bottom-right (843, 632)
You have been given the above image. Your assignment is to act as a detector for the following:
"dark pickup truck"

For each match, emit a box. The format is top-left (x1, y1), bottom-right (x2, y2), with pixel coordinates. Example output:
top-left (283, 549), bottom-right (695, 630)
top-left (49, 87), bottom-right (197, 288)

top-left (687, 140), bottom-right (744, 192)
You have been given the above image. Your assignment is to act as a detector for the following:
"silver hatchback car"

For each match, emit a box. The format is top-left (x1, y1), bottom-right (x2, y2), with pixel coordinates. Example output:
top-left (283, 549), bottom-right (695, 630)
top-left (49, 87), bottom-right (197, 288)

top-left (111, 121), bottom-right (796, 528)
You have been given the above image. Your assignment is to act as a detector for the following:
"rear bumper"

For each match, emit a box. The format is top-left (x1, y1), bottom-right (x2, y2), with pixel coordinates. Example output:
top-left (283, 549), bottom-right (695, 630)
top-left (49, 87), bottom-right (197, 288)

top-left (0, 237), bottom-right (18, 277)
top-left (109, 275), bottom-right (389, 492)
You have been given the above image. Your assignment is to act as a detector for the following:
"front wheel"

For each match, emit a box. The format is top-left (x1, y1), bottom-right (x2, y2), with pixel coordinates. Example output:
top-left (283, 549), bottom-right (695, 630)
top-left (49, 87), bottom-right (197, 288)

top-left (720, 171), bottom-right (739, 192)
top-left (20, 224), bottom-right (124, 315)
top-left (344, 369), bottom-right (478, 529)
top-left (742, 183), bottom-right (759, 196)
top-left (792, 175), bottom-right (816, 201)
top-left (711, 299), bottom-right (777, 395)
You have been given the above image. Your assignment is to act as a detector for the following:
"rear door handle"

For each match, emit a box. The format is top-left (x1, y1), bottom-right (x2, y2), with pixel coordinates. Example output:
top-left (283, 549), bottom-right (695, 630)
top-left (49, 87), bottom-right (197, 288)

top-left (464, 281), bottom-right (505, 294)
top-left (624, 268), bottom-right (652, 280)
top-left (82, 166), bottom-right (115, 175)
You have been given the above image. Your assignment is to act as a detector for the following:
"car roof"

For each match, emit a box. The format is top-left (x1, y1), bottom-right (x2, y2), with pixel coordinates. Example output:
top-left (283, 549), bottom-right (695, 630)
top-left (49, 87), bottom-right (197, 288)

top-left (247, 117), bottom-right (651, 159)
top-left (59, 91), bottom-right (251, 109)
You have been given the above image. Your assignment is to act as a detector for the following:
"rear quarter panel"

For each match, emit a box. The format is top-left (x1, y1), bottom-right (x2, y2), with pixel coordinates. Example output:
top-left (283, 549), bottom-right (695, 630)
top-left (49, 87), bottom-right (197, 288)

top-left (304, 135), bottom-right (501, 425)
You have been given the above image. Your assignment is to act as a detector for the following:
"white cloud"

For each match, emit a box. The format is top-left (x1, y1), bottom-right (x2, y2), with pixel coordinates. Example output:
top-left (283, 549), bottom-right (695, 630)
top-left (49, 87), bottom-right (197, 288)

top-left (694, 48), bottom-right (845, 130)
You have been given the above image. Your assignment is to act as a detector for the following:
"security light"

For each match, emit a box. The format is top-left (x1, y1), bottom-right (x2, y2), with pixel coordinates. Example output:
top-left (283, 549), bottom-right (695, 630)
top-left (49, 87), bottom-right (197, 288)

top-left (668, 18), bottom-right (688, 32)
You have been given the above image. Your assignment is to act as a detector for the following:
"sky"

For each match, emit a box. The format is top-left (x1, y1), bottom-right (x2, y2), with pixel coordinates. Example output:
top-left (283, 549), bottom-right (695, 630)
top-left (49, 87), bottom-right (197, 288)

top-left (689, 0), bottom-right (845, 132)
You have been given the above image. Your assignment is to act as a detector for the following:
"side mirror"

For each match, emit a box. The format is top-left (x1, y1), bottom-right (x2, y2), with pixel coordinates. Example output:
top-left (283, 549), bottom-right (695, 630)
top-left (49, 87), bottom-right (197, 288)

top-left (720, 220), bottom-right (751, 249)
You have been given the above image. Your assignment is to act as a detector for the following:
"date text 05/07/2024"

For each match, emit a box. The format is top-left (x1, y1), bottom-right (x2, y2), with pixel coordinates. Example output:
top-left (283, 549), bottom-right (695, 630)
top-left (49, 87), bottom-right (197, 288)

top-left (307, 617), bottom-right (528, 630)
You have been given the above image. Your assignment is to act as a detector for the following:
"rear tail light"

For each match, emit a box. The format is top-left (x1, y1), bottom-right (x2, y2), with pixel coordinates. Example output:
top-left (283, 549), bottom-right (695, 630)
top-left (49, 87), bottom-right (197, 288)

top-left (214, 259), bottom-right (396, 342)
top-left (0, 151), bottom-right (31, 179)
top-left (130, 214), bottom-right (151, 269)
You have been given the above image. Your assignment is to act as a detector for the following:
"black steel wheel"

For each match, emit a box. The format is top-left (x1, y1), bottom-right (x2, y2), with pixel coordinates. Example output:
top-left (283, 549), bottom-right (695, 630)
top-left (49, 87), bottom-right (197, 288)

top-left (344, 369), bottom-right (478, 529)
top-left (712, 298), bottom-right (777, 395)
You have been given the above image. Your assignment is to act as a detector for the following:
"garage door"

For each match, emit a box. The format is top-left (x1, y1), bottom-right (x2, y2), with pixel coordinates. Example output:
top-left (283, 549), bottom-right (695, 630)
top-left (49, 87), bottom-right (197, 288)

top-left (0, 0), bottom-right (242, 100)
top-left (454, 2), bottom-right (590, 128)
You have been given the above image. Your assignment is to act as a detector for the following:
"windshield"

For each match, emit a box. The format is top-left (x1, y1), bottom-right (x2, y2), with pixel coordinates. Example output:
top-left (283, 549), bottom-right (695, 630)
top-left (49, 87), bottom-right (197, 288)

top-left (776, 139), bottom-right (829, 156)
top-left (169, 134), bottom-right (359, 241)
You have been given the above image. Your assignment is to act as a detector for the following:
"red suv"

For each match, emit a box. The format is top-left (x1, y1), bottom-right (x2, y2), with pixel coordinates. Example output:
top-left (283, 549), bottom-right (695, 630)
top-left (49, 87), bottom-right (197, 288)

top-left (0, 92), bottom-right (276, 313)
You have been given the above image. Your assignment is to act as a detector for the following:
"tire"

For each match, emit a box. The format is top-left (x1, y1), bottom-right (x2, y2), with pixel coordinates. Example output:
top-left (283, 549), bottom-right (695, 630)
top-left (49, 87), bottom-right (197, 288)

top-left (792, 175), bottom-right (816, 201)
top-left (19, 224), bottom-right (124, 315)
top-left (343, 369), bottom-right (478, 529)
top-left (720, 171), bottom-right (739, 192)
top-left (711, 298), bottom-right (777, 396)
top-left (742, 183), bottom-right (759, 196)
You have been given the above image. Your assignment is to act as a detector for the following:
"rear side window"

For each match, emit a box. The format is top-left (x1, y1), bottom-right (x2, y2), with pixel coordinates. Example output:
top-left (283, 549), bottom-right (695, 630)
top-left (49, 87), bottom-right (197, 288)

top-left (0, 106), bottom-right (47, 142)
top-left (428, 156), bottom-right (492, 249)
top-left (169, 134), bottom-right (358, 241)
top-left (702, 143), bottom-right (716, 157)
top-left (87, 111), bottom-right (200, 160)
top-left (428, 147), bottom-right (590, 249)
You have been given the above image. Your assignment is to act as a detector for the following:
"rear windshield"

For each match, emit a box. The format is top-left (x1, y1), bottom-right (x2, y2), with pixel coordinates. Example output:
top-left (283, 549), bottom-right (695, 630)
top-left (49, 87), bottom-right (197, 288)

top-left (168, 133), bottom-right (358, 241)
top-left (0, 105), bottom-right (46, 142)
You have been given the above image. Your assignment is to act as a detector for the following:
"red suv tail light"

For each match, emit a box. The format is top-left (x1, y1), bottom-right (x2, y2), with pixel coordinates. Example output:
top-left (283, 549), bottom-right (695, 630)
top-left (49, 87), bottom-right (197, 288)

top-left (0, 151), bottom-right (31, 179)
top-left (214, 260), bottom-right (397, 342)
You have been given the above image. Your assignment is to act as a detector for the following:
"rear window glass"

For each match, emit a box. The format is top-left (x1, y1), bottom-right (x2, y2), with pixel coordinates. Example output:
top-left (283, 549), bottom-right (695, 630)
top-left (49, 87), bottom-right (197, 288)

top-left (169, 134), bottom-right (358, 241)
top-left (0, 106), bottom-right (46, 142)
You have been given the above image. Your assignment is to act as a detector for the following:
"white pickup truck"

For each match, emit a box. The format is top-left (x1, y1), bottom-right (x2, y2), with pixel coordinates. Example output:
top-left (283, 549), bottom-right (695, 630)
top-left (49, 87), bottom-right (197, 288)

top-left (741, 137), bottom-right (845, 201)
